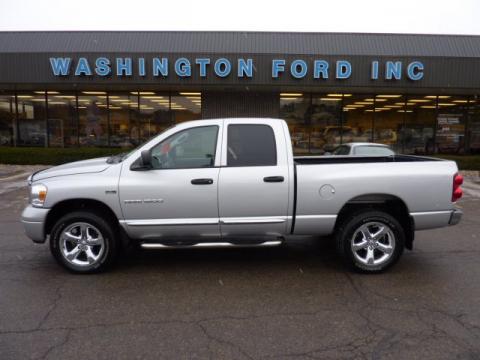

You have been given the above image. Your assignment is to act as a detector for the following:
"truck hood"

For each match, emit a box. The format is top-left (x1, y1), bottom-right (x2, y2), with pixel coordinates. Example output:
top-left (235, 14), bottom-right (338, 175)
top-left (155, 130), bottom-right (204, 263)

top-left (31, 157), bottom-right (111, 181)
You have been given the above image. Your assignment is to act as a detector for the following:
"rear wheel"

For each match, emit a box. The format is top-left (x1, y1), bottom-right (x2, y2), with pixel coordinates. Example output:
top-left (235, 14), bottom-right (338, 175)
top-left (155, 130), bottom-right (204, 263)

top-left (50, 211), bottom-right (118, 273)
top-left (336, 210), bottom-right (405, 273)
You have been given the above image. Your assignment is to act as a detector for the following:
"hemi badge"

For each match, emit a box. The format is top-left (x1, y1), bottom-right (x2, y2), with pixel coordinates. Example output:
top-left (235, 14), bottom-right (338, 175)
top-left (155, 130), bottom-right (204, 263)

top-left (105, 190), bottom-right (117, 194)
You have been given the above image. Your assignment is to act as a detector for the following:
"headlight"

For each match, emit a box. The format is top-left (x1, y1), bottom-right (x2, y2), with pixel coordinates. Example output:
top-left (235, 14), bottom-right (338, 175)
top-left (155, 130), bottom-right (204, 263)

top-left (30, 184), bottom-right (48, 207)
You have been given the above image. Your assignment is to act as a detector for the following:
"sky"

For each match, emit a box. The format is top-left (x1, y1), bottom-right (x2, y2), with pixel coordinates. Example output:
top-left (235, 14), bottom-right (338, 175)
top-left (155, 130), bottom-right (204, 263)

top-left (0, 0), bottom-right (479, 35)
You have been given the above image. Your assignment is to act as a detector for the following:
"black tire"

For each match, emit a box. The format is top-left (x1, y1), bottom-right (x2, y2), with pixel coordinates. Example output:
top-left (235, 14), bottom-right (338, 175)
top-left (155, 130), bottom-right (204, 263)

top-left (50, 211), bottom-right (118, 274)
top-left (335, 210), bottom-right (405, 273)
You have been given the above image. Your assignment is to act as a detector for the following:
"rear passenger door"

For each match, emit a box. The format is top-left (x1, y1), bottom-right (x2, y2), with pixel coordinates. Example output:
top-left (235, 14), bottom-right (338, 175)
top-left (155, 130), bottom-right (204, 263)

top-left (218, 120), bottom-right (290, 236)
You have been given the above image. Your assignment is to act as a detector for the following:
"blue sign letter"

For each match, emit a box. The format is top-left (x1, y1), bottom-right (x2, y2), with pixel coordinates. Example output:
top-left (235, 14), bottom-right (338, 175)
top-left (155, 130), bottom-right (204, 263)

top-left (336, 60), bottom-right (352, 79)
top-left (50, 57), bottom-right (71, 76)
top-left (290, 60), bottom-right (308, 79)
top-left (371, 61), bottom-right (379, 80)
top-left (138, 58), bottom-right (146, 77)
top-left (75, 58), bottom-right (92, 76)
top-left (407, 61), bottom-right (424, 80)
top-left (238, 58), bottom-right (253, 77)
top-left (385, 61), bottom-right (402, 80)
top-left (153, 58), bottom-right (168, 77)
top-left (95, 57), bottom-right (111, 76)
top-left (214, 58), bottom-right (232, 77)
top-left (313, 60), bottom-right (329, 79)
top-left (116, 58), bottom-right (132, 76)
top-left (175, 58), bottom-right (191, 77)
top-left (272, 59), bottom-right (285, 78)
top-left (195, 58), bottom-right (210, 77)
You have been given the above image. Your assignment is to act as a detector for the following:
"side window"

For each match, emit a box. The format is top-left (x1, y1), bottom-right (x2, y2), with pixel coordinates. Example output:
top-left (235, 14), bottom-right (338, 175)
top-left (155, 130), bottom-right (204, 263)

top-left (227, 124), bottom-right (277, 166)
top-left (150, 126), bottom-right (218, 169)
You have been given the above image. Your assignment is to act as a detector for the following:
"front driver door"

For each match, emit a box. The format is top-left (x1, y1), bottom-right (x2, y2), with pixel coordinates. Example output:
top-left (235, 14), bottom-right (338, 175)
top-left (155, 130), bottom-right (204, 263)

top-left (119, 124), bottom-right (221, 240)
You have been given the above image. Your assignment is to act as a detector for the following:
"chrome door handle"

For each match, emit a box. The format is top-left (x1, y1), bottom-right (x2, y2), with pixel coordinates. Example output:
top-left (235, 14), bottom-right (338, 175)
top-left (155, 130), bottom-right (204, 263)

top-left (191, 178), bottom-right (214, 185)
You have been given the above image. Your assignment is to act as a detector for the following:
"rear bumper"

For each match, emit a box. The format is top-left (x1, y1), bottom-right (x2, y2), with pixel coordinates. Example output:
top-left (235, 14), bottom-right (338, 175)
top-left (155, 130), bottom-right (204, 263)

top-left (21, 205), bottom-right (49, 243)
top-left (411, 209), bottom-right (462, 230)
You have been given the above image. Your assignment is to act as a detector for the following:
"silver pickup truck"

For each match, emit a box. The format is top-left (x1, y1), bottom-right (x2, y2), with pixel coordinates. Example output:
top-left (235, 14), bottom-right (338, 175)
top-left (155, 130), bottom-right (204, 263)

top-left (21, 118), bottom-right (464, 274)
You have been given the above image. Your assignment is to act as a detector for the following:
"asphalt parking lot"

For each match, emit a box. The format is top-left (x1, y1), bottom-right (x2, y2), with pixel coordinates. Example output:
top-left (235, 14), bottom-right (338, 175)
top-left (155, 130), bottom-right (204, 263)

top-left (0, 167), bottom-right (479, 360)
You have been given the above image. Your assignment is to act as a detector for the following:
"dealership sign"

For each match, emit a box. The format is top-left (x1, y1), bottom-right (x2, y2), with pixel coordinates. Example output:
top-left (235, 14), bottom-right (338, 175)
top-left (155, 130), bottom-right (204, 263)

top-left (49, 57), bottom-right (424, 81)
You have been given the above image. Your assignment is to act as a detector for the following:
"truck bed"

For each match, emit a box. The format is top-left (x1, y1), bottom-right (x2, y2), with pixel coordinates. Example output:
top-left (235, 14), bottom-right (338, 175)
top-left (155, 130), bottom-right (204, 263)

top-left (291, 155), bottom-right (457, 236)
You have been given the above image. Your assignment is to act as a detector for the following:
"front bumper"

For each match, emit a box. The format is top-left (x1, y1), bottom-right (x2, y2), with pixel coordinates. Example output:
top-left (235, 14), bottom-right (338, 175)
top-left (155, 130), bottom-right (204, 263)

top-left (21, 205), bottom-right (50, 243)
top-left (448, 209), bottom-right (463, 226)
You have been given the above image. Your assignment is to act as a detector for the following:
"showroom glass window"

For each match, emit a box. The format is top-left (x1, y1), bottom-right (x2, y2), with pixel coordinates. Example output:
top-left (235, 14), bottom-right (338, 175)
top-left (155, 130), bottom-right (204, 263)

top-left (280, 93), bottom-right (310, 155)
top-left (16, 92), bottom-right (46, 146)
top-left (171, 92), bottom-right (201, 124)
top-left (310, 94), bottom-right (342, 154)
top-left (0, 92), bottom-right (15, 146)
top-left (342, 94), bottom-right (374, 147)
top-left (435, 96), bottom-right (468, 154)
top-left (373, 95), bottom-right (406, 153)
top-left (467, 97), bottom-right (480, 154)
top-left (77, 92), bottom-right (108, 146)
top-left (47, 91), bottom-right (77, 147)
top-left (404, 95), bottom-right (437, 154)
top-left (109, 92), bottom-right (139, 148)
top-left (139, 92), bottom-right (172, 141)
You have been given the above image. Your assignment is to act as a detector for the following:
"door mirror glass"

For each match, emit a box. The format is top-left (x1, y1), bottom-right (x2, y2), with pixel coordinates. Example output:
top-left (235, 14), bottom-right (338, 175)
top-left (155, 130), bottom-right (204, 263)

top-left (141, 149), bottom-right (152, 168)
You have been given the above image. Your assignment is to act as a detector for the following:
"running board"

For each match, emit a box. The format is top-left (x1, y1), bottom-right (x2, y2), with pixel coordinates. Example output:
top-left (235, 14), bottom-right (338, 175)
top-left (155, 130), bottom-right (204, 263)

top-left (140, 240), bottom-right (283, 250)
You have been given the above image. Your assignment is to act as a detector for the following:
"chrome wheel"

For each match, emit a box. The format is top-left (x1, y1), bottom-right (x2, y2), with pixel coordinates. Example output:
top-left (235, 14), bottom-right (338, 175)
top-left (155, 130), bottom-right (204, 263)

top-left (351, 221), bottom-right (395, 267)
top-left (60, 222), bottom-right (105, 267)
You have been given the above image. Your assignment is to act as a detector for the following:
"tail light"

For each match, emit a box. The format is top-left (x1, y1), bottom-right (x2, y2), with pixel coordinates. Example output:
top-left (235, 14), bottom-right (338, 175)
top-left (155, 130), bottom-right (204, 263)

top-left (452, 173), bottom-right (463, 202)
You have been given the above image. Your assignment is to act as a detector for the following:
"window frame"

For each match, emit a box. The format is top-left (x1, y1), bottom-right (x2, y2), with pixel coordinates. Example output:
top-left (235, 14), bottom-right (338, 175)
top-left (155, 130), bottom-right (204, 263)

top-left (226, 123), bottom-right (278, 167)
top-left (146, 124), bottom-right (220, 170)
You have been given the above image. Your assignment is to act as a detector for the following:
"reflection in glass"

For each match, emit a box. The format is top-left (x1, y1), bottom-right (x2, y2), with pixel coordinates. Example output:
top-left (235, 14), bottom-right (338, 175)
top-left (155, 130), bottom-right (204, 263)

top-left (0, 93), bottom-right (15, 146)
top-left (139, 93), bottom-right (171, 141)
top-left (78, 92), bottom-right (108, 146)
top-left (109, 92), bottom-right (139, 147)
top-left (373, 95), bottom-right (405, 152)
top-left (467, 98), bottom-right (480, 154)
top-left (342, 95), bottom-right (374, 147)
top-left (17, 92), bottom-right (47, 146)
top-left (402, 96), bottom-right (436, 154)
top-left (47, 92), bottom-right (77, 147)
top-left (310, 95), bottom-right (342, 154)
top-left (280, 94), bottom-right (310, 155)
top-left (171, 93), bottom-right (201, 123)
top-left (435, 96), bottom-right (467, 154)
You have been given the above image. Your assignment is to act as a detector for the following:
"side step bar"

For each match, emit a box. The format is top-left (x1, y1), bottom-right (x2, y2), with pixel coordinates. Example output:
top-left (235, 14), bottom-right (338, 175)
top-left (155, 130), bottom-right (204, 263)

top-left (140, 240), bottom-right (283, 250)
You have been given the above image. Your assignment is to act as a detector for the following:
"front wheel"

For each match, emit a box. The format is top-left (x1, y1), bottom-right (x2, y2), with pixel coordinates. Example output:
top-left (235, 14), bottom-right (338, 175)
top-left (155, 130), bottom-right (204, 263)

top-left (50, 211), bottom-right (118, 273)
top-left (335, 210), bottom-right (405, 273)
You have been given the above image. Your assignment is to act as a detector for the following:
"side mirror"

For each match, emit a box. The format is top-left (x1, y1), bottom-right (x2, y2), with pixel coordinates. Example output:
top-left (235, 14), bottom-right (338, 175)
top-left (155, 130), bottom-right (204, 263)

top-left (141, 150), bottom-right (152, 168)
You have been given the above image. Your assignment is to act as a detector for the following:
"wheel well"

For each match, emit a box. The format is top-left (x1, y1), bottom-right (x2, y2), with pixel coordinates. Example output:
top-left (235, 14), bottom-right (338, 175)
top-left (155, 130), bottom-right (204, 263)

top-left (45, 199), bottom-right (119, 237)
top-left (335, 194), bottom-right (414, 250)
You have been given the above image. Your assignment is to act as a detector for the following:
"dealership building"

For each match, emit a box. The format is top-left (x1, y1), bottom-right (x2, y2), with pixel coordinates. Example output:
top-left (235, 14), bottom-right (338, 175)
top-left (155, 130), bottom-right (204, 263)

top-left (0, 31), bottom-right (479, 154)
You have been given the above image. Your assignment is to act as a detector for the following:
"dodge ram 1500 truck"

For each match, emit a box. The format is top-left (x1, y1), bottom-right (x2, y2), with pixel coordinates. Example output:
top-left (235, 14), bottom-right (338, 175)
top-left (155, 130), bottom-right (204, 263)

top-left (21, 118), bottom-right (463, 273)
